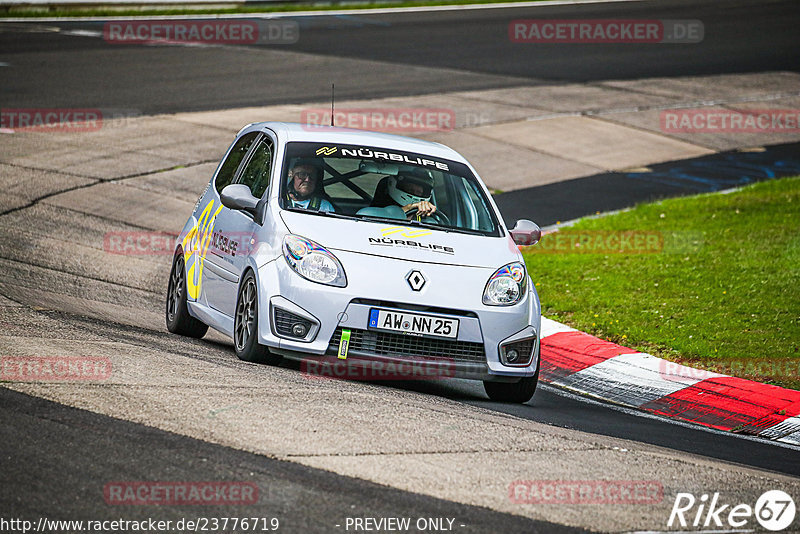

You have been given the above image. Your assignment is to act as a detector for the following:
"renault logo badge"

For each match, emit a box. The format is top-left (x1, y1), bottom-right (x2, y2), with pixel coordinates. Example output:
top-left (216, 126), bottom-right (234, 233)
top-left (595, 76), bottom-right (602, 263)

top-left (406, 270), bottom-right (426, 291)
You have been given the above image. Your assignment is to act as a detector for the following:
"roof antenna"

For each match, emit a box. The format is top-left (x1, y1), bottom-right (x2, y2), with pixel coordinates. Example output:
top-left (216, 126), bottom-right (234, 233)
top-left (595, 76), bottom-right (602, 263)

top-left (330, 83), bottom-right (335, 127)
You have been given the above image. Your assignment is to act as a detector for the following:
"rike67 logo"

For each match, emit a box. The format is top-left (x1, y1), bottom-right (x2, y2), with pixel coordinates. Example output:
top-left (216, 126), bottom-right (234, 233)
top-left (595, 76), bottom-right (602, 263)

top-left (668, 490), bottom-right (796, 531)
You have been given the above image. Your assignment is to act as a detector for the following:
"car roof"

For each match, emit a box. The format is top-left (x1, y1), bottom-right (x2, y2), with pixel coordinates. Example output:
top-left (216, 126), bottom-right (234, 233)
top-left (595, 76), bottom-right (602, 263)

top-left (248, 122), bottom-right (469, 165)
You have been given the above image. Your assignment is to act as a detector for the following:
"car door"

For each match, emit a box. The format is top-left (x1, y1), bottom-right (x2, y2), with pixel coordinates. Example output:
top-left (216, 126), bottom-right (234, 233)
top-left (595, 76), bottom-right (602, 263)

top-left (200, 131), bottom-right (258, 315)
top-left (187, 131), bottom-right (258, 311)
top-left (204, 133), bottom-right (275, 317)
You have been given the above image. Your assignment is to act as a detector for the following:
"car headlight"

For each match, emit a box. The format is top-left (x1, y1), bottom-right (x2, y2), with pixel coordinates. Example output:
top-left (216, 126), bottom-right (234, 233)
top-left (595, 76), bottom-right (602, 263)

top-left (283, 235), bottom-right (347, 287)
top-left (483, 262), bottom-right (527, 306)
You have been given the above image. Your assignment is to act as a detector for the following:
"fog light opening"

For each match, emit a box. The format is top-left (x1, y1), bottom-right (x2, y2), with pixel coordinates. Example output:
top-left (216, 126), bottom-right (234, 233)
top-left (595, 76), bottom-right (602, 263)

top-left (273, 307), bottom-right (316, 340)
top-left (500, 337), bottom-right (536, 367)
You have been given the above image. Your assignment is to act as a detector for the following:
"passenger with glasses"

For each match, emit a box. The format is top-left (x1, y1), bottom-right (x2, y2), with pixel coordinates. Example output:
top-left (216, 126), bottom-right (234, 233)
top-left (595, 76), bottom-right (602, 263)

top-left (286, 159), bottom-right (335, 212)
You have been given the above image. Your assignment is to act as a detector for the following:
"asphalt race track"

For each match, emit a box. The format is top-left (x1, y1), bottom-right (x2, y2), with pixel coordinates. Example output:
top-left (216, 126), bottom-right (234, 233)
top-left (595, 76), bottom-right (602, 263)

top-left (1, 387), bottom-right (580, 533)
top-left (495, 141), bottom-right (800, 226)
top-left (1, 0), bottom-right (800, 532)
top-left (0, 0), bottom-right (798, 112)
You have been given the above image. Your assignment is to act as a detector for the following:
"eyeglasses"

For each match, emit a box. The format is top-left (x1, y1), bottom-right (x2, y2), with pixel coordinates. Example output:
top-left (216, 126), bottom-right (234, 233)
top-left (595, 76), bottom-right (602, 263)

top-left (292, 171), bottom-right (316, 181)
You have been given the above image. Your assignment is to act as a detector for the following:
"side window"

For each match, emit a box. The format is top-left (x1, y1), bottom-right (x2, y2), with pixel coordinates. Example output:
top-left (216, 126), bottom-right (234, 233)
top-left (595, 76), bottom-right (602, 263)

top-left (463, 177), bottom-right (493, 231)
top-left (237, 136), bottom-right (274, 198)
top-left (215, 132), bottom-right (259, 195)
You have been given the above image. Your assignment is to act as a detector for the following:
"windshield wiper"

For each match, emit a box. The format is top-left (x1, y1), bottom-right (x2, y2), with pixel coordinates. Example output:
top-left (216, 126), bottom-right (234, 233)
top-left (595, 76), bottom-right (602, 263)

top-left (407, 218), bottom-right (493, 236)
top-left (291, 210), bottom-right (490, 236)
top-left (286, 208), bottom-right (355, 221)
top-left (405, 219), bottom-right (454, 233)
top-left (356, 214), bottom-right (419, 226)
top-left (356, 215), bottom-right (465, 234)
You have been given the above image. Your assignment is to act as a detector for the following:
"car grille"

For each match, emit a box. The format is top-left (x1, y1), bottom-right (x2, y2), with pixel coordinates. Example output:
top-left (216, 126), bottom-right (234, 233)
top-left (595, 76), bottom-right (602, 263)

top-left (328, 327), bottom-right (486, 363)
top-left (273, 308), bottom-right (314, 338)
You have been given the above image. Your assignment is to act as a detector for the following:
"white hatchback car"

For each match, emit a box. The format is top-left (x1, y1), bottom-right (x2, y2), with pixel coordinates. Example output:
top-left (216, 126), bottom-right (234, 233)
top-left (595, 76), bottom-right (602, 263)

top-left (166, 122), bottom-right (543, 402)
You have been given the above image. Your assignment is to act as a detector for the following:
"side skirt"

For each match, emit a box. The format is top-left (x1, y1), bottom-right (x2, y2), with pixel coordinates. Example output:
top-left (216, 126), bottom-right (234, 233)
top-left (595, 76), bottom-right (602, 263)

top-left (188, 300), bottom-right (234, 338)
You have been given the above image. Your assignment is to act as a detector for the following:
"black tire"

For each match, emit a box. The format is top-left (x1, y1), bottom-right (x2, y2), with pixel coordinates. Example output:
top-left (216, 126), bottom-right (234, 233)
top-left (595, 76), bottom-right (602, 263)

top-left (483, 349), bottom-right (540, 403)
top-left (234, 271), bottom-right (281, 364)
top-left (166, 252), bottom-right (208, 338)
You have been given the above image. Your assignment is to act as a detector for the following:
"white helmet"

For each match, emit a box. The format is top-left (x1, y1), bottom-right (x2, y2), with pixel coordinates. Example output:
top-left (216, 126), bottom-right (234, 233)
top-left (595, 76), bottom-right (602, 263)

top-left (387, 173), bottom-right (434, 206)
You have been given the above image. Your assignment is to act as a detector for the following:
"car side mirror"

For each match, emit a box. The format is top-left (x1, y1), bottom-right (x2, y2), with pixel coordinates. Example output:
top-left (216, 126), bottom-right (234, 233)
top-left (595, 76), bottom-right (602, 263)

top-left (220, 184), bottom-right (259, 213)
top-left (510, 219), bottom-right (541, 246)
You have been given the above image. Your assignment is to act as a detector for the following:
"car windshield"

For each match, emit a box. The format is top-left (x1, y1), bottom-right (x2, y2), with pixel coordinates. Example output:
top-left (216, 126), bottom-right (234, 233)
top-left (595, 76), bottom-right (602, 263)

top-left (279, 141), bottom-right (501, 236)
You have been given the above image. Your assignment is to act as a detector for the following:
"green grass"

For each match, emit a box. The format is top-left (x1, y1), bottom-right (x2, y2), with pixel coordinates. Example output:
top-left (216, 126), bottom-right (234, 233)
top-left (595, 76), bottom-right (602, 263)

top-left (1, 0), bottom-right (545, 18)
top-left (523, 176), bottom-right (800, 390)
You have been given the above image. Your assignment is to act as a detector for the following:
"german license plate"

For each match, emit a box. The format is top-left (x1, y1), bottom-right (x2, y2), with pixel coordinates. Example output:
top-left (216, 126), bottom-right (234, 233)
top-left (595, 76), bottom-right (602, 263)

top-left (368, 309), bottom-right (459, 339)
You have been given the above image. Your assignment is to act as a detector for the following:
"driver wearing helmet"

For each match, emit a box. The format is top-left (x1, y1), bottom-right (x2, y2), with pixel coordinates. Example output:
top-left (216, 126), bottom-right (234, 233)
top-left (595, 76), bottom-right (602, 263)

top-left (386, 172), bottom-right (437, 218)
top-left (286, 158), bottom-right (335, 212)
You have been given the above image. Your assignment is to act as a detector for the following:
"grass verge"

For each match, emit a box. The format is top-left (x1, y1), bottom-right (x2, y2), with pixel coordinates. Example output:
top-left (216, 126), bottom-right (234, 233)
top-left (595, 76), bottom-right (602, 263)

top-left (1, 0), bottom-right (545, 18)
top-left (523, 176), bottom-right (800, 390)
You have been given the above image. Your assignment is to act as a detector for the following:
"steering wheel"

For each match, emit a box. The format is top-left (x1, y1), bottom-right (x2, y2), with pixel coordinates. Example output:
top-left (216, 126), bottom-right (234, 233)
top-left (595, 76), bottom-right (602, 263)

top-left (405, 208), bottom-right (451, 226)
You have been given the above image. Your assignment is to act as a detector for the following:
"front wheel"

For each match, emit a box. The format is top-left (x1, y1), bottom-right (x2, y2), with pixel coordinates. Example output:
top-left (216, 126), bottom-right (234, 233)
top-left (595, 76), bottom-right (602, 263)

top-left (234, 272), bottom-right (281, 364)
top-left (166, 252), bottom-right (208, 338)
top-left (483, 359), bottom-right (539, 403)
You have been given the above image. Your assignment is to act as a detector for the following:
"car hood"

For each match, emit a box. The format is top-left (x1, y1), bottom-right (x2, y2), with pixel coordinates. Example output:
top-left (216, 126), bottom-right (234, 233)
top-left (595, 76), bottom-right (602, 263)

top-left (279, 210), bottom-right (522, 269)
